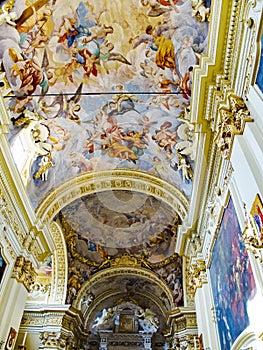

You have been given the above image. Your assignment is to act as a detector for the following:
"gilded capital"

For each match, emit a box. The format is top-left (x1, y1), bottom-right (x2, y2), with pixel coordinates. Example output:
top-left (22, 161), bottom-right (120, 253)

top-left (216, 93), bottom-right (253, 159)
top-left (39, 332), bottom-right (78, 349)
top-left (12, 256), bottom-right (36, 292)
top-left (188, 259), bottom-right (207, 292)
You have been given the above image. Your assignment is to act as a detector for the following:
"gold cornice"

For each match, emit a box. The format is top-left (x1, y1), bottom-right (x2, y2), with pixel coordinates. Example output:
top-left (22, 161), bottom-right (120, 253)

top-left (191, 0), bottom-right (232, 127)
top-left (36, 169), bottom-right (189, 223)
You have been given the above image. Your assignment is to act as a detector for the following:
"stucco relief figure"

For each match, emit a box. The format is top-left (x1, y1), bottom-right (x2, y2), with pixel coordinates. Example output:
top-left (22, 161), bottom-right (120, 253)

top-left (136, 307), bottom-right (159, 332)
top-left (81, 292), bottom-right (94, 314)
top-left (191, 0), bottom-right (210, 22)
top-left (34, 154), bottom-right (54, 181)
top-left (92, 307), bottom-right (116, 331)
top-left (10, 109), bottom-right (52, 185)
top-left (177, 156), bottom-right (193, 182)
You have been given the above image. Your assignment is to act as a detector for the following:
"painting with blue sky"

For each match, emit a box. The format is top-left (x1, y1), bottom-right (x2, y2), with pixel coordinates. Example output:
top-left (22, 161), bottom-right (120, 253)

top-left (209, 197), bottom-right (257, 349)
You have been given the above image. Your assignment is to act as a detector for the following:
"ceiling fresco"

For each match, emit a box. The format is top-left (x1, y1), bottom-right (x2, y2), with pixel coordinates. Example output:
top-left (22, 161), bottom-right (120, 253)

top-left (0, 0), bottom-right (211, 330)
top-left (0, 0), bottom-right (209, 207)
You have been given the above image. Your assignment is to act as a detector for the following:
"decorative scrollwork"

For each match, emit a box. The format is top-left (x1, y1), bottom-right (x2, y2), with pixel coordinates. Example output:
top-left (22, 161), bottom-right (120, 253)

top-left (188, 259), bottom-right (207, 292)
top-left (216, 93), bottom-right (253, 159)
top-left (12, 256), bottom-right (36, 292)
top-left (39, 331), bottom-right (68, 349)
top-left (242, 203), bottom-right (263, 262)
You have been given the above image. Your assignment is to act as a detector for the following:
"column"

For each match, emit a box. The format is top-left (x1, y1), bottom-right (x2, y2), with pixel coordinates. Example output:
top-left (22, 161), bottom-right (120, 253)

top-left (0, 256), bottom-right (35, 347)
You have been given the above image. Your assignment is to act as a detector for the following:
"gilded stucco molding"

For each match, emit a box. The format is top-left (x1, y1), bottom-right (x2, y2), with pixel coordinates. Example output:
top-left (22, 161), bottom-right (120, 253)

top-left (187, 259), bottom-right (207, 295)
top-left (36, 170), bottom-right (189, 223)
top-left (0, 186), bottom-right (24, 245)
top-left (242, 203), bottom-right (263, 262)
top-left (49, 221), bottom-right (68, 304)
top-left (0, 161), bottom-right (50, 264)
top-left (166, 308), bottom-right (198, 349)
top-left (202, 161), bottom-right (233, 236)
top-left (0, 88), bottom-right (12, 135)
top-left (224, 0), bottom-right (244, 81)
top-left (39, 331), bottom-right (69, 349)
top-left (239, 15), bottom-right (257, 98)
top-left (215, 93), bottom-right (253, 159)
top-left (21, 307), bottom-right (69, 330)
top-left (2, 234), bottom-right (15, 259)
top-left (12, 255), bottom-right (36, 292)
top-left (181, 258), bottom-right (194, 307)
top-left (232, 0), bottom-right (263, 97)
top-left (0, 185), bottom-right (48, 262)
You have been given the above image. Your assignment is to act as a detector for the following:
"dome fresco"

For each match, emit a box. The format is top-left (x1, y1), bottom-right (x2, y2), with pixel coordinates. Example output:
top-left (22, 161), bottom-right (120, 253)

top-left (56, 190), bottom-right (183, 306)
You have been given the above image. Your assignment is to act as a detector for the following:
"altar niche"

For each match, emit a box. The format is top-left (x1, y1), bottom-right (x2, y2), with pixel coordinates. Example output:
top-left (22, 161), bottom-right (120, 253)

top-left (92, 301), bottom-right (165, 350)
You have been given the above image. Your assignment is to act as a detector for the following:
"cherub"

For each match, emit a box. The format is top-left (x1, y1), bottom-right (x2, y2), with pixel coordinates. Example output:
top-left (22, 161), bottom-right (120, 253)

top-left (0, 5), bottom-right (17, 27)
top-left (177, 157), bottom-right (193, 182)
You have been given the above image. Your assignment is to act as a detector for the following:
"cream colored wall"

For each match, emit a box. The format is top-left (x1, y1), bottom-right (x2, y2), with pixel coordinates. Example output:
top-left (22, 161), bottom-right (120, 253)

top-left (0, 279), bottom-right (28, 347)
top-left (195, 284), bottom-right (220, 349)
top-left (192, 0), bottom-right (263, 349)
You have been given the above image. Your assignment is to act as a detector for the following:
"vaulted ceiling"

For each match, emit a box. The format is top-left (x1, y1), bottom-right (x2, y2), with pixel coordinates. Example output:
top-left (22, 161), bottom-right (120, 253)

top-left (0, 0), bottom-right (212, 337)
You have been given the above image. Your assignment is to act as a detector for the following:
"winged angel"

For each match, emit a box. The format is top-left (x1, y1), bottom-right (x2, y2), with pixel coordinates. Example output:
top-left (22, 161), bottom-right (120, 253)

top-left (50, 1), bottom-right (131, 81)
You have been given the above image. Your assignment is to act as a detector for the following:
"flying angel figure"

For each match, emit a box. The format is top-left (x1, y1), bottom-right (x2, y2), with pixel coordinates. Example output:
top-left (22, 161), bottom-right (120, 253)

top-left (99, 40), bottom-right (131, 73)
top-left (39, 83), bottom-right (83, 122)
top-left (61, 82), bottom-right (83, 123)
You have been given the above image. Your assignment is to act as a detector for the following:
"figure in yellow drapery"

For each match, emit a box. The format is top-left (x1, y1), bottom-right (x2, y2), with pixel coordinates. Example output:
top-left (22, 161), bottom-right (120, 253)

top-left (16, 0), bottom-right (53, 36)
top-left (154, 35), bottom-right (176, 70)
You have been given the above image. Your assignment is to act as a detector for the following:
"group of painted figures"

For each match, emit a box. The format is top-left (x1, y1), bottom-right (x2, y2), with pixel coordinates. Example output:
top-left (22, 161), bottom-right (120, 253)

top-left (0, 0), bottom-right (210, 204)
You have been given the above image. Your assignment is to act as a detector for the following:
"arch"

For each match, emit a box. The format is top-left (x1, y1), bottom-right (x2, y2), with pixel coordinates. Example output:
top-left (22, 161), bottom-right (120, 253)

top-left (36, 169), bottom-right (190, 224)
top-left (73, 266), bottom-right (175, 329)
top-left (37, 170), bottom-right (188, 308)
top-left (48, 221), bottom-right (68, 304)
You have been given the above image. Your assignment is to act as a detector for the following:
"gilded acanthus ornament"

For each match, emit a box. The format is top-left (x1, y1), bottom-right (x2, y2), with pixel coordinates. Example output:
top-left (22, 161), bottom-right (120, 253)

top-left (242, 203), bottom-right (263, 262)
top-left (188, 259), bottom-right (207, 291)
top-left (12, 256), bottom-right (36, 292)
top-left (216, 93), bottom-right (253, 159)
top-left (39, 332), bottom-right (67, 349)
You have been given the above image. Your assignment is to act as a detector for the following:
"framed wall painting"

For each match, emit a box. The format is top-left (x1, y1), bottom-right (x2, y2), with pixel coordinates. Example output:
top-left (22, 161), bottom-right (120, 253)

top-left (250, 193), bottom-right (263, 241)
top-left (4, 327), bottom-right (17, 350)
top-left (0, 247), bottom-right (7, 285)
top-left (118, 315), bottom-right (135, 333)
top-left (209, 196), bottom-right (257, 349)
